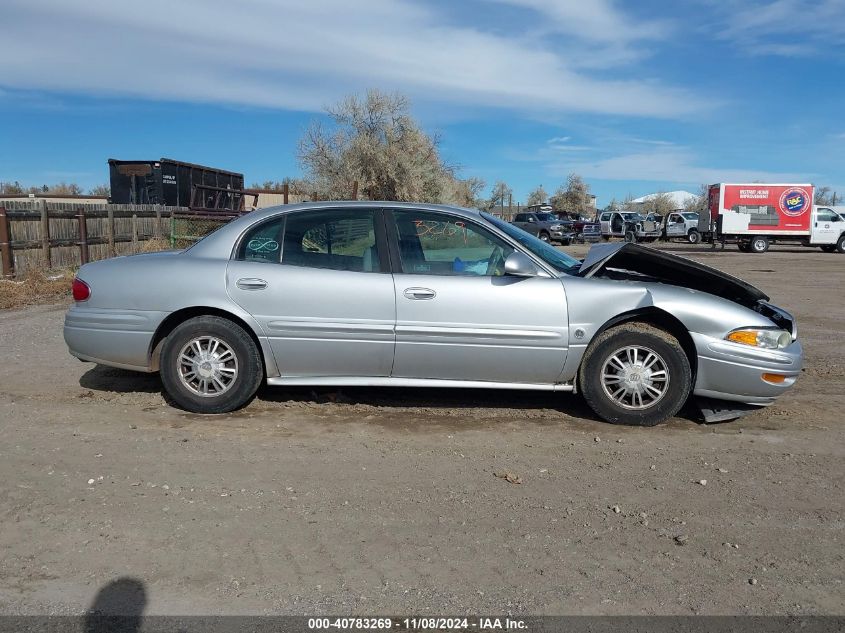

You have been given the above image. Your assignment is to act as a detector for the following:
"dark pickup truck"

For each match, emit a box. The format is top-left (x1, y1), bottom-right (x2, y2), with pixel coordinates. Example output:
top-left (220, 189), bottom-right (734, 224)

top-left (511, 212), bottom-right (574, 244)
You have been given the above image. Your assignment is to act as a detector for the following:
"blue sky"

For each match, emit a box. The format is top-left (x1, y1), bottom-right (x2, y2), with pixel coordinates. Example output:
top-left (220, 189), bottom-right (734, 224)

top-left (1, 0), bottom-right (843, 206)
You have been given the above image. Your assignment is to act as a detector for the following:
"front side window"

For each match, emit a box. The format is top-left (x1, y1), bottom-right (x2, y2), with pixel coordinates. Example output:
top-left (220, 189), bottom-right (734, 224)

top-left (392, 210), bottom-right (514, 276)
top-left (282, 209), bottom-right (381, 272)
top-left (816, 209), bottom-right (838, 223)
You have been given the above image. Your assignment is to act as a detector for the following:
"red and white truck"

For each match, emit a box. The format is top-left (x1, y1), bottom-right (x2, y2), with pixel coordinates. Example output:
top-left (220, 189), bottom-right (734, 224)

top-left (699, 183), bottom-right (845, 253)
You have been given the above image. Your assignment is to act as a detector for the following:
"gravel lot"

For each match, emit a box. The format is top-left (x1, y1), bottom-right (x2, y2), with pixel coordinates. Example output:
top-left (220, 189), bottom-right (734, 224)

top-left (0, 242), bottom-right (842, 616)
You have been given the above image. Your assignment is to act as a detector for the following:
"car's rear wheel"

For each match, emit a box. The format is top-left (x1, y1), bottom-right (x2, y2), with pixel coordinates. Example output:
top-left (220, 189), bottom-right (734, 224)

top-left (579, 323), bottom-right (692, 426)
top-left (160, 316), bottom-right (263, 414)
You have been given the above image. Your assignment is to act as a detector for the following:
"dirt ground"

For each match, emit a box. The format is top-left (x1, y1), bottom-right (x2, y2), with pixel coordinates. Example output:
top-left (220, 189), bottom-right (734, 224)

top-left (0, 242), bottom-right (842, 616)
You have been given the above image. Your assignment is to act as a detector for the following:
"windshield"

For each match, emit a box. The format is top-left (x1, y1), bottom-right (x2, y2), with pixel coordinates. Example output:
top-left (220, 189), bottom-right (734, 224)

top-left (682, 212), bottom-right (699, 220)
top-left (535, 213), bottom-right (556, 222)
top-left (621, 213), bottom-right (644, 221)
top-left (483, 212), bottom-right (581, 274)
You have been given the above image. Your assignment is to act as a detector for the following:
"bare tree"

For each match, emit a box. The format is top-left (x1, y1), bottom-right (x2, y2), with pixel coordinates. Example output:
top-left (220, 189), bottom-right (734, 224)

top-left (684, 184), bottom-right (709, 214)
top-left (640, 191), bottom-right (675, 216)
top-left (815, 186), bottom-right (840, 205)
top-left (551, 173), bottom-right (591, 215)
top-left (446, 176), bottom-right (486, 209)
top-left (89, 184), bottom-right (111, 197)
top-left (526, 185), bottom-right (548, 207)
top-left (487, 181), bottom-right (513, 209)
top-left (251, 178), bottom-right (311, 194)
top-left (0, 181), bottom-right (25, 195)
top-left (298, 89), bottom-right (469, 203)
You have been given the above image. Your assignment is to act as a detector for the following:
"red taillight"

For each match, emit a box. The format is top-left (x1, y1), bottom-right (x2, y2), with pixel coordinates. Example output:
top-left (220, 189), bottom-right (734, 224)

top-left (72, 278), bottom-right (90, 302)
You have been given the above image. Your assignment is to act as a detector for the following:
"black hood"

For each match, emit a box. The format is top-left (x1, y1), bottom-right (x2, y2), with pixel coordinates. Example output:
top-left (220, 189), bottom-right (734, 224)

top-left (578, 242), bottom-right (769, 307)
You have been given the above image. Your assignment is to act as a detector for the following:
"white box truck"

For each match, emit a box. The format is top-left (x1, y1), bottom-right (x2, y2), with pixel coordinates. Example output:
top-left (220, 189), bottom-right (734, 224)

top-left (699, 183), bottom-right (845, 253)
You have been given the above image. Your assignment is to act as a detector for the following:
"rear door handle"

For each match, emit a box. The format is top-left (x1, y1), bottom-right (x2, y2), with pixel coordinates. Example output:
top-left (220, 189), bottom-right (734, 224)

top-left (403, 287), bottom-right (436, 300)
top-left (236, 278), bottom-right (268, 290)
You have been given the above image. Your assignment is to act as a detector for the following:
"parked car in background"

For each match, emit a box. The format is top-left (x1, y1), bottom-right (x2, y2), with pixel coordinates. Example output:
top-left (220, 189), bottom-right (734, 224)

top-left (664, 211), bottom-right (701, 243)
top-left (65, 201), bottom-right (802, 427)
top-left (598, 211), bottom-right (661, 242)
top-left (511, 211), bottom-right (574, 244)
top-left (558, 212), bottom-right (602, 243)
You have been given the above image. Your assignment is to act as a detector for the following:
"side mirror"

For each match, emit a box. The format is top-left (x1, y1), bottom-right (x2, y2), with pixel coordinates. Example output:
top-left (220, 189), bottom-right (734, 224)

top-left (504, 251), bottom-right (539, 277)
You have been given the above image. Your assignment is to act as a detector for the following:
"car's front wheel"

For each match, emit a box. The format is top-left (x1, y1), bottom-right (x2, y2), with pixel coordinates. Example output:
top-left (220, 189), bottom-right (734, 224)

top-left (160, 316), bottom-right (263, 414)
top-left (538, 231), bottom-right (550, 242)
top-left (687, 229), bottom-right (701, 244)
top-left (579, 323), bottom-right (692, 426)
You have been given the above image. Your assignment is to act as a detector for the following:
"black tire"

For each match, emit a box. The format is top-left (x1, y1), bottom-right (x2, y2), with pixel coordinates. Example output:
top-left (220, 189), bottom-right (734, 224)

top-left (538, 231), bottom-right (550, 243)
top-left (749, 236), bottom-right (769, 253)
top-left (579, 323), bottom-right (692, 426)
top-left (160, 315), bottom-right (263, 414)
top-left (738, 242), bottom-right (750, 252)
top-left (837, 234), bottom-right (845, 254)
top-left (624, 230), bottom-right (636, 243)
top-left (820, 245), bottom-right (837, 253)
top-left (687, 229), bottom-right (701, 244)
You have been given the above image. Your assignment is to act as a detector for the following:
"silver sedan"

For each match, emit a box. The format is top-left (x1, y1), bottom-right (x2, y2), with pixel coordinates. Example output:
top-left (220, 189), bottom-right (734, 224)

top-left (64, 202), bottom-right (803, 426)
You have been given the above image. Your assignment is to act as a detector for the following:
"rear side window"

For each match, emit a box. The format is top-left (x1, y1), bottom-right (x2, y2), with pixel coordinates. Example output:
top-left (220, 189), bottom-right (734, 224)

top-left (237, 217), bottom-right (284, 263)
top-left (282, 209), bottom-right (381, 273)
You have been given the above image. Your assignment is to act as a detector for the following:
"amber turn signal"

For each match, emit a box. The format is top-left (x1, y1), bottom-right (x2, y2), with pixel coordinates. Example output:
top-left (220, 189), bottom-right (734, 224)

top-left (761, 373), bottom-right (787, 384)
top-left (726, 330), bottom-right (758, 346)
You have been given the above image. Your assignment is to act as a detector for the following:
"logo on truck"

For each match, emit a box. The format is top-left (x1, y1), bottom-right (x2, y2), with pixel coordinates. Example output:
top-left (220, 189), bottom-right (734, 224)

top-left (779, 188), bottom-right (811, 217)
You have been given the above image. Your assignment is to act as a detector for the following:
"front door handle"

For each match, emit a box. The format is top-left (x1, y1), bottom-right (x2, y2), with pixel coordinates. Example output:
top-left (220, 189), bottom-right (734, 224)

top-left (403, 287), bottom-right (436, 300)
top-left (236, 278), bottom-right (268, 291)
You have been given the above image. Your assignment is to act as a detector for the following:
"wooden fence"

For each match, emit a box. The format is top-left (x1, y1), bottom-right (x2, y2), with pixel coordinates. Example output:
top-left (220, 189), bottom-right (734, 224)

top-left (0, 201), bottom-right (187, 276)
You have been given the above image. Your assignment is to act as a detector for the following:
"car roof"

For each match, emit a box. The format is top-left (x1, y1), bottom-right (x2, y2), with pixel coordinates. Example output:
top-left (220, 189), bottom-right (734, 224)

top-left (185, 201), bottom-right (486, 259)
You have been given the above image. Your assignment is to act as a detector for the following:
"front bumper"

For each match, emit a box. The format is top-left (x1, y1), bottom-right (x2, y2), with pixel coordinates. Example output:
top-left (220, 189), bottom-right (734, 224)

top-left (691, 332), bottom-right (803, 405)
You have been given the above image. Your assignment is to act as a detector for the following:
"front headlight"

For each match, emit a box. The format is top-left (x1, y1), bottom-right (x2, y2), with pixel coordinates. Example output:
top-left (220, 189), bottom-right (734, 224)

top-left (726, 328), bottom-right (792, 350)
top-left (550, 224), bottom-right (562, 230)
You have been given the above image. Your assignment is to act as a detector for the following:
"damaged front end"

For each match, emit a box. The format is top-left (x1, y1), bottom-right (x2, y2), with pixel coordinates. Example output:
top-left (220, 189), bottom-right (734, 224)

top-left (577, 242), bottom-right (801, 423)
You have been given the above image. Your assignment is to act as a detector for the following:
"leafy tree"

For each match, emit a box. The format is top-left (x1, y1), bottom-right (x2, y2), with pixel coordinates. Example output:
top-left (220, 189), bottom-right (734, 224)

top-left (551, 173), bottom-right (591, 215)
top-left (526, 185), bottom-right (548, 207)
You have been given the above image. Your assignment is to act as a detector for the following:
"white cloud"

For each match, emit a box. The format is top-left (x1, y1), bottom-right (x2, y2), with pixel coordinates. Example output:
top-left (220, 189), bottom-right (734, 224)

top-left (554, 147), bottom-right (809, 184)
top-left (0, 0), bottom-right (707, 118)
top-left (711, 0), bottom-right (845, 56)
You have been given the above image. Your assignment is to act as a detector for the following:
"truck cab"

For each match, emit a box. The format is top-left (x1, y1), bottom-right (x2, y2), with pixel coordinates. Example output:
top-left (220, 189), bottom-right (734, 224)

top-left (812, 206), bottom-right (845, 252)
top-left (665, 212), bottom-right (701, 243)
